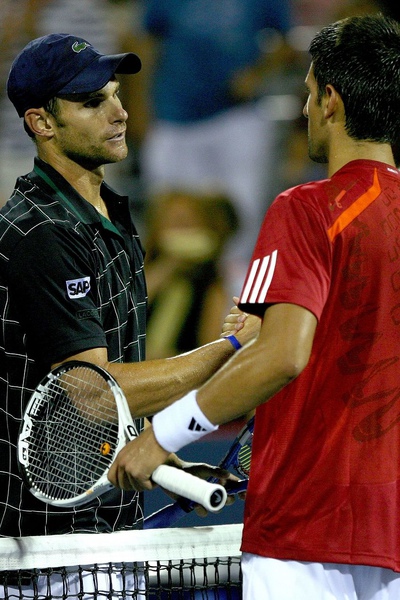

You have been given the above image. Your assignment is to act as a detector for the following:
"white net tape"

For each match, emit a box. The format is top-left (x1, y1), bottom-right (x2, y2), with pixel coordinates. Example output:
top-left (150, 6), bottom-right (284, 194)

top-left (0, 524), bottom-right (243, 599)
top-left (0, 524), bottom-right (242, 569)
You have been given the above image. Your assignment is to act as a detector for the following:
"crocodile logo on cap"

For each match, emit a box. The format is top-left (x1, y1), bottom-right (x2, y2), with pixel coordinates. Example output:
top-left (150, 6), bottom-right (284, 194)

top-left (72, 41), bottom-right (89, 53)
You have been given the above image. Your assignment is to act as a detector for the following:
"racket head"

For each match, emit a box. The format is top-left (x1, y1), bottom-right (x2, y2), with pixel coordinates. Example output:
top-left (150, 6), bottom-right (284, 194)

top-left (17, 361), bottom-right (137, 507)
top-left (219, 416), bottom-right (254, 478)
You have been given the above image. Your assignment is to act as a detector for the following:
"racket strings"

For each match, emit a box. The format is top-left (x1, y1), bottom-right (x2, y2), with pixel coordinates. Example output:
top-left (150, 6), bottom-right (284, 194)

top-left (236, 440), bottom-right (252, 478)
top-left (25, 367), bottom-right (120, 501)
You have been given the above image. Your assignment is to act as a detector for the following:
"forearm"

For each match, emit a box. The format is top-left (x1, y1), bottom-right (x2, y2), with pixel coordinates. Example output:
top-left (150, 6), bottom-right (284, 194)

top-left (54, 305), bottom-right (259, 418)
top-left (107, 304), bottom-right (317, 492)
top-left (198, 306), bottom-right (317, 424)
top-left (198, 336), bottom-right (300, 425)
top-left (108, 337), bottom-right (237, 417)
top-left (152, 304), bottom-right (318, 450)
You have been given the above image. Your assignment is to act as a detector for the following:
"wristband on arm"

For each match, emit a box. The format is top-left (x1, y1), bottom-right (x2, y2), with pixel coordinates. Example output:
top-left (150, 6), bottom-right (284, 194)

top-left (225, 335), bottom-right (242, 351)
top-left (152, 390), bottom-right (218, 453)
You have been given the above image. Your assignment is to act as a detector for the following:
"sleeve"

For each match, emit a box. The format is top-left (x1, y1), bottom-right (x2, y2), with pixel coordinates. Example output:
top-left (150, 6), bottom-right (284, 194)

top-left (8, 223), bottom-right (107, 364)
top-left (238, 191), bottom-right (332, 320)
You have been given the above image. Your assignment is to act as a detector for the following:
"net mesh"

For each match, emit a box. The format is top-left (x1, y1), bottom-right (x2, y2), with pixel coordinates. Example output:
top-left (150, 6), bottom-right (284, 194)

top-left (0, 524), bottom-right (242, 599)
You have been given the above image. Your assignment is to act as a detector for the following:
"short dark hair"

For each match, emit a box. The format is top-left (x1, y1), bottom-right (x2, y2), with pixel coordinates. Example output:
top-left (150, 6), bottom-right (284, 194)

top-left (43, 96), bottom-right (61, 117)
top-left (309, 14), bottom-right (400, 144)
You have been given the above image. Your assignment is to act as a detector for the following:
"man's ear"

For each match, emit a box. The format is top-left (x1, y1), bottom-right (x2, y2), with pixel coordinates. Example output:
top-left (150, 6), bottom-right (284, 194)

top-left (324, 84), bottom-right (341, 119)
top-left (24, 108), bottom-right (54, 138)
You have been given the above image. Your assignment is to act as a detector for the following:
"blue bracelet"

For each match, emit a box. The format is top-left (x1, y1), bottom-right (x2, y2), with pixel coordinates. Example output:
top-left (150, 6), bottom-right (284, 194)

top-left (226, 334), bottom-right (242, 351)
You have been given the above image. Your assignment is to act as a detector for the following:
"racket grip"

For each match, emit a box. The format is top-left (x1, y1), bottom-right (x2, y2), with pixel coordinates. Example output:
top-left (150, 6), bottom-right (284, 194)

top-left (224, 478), bottom-right (248, 495)
top-left (152, 465), bottom-right (227, 513)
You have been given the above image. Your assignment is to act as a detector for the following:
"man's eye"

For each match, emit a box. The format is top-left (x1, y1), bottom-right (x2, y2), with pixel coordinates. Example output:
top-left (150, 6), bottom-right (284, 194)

top-left (84, 99), bottom-right (102, 108)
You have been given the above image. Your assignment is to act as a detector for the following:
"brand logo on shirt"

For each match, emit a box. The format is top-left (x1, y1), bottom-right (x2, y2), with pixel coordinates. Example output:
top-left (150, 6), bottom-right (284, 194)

top-left (66, 276), bottom-right (91, 299)
top-left (240, 250), bottom-right (278, 304)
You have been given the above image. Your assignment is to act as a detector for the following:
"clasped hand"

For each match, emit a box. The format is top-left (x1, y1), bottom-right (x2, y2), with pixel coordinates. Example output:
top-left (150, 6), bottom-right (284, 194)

top-left (107, 427), bottom-right (242, 515)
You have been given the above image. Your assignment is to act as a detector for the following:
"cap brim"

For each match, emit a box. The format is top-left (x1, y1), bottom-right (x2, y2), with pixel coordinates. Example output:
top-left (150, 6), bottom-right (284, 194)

top-left (58, 52), bottom-right (141, 95)
top-left (113, 52), bottom-right (141, 75)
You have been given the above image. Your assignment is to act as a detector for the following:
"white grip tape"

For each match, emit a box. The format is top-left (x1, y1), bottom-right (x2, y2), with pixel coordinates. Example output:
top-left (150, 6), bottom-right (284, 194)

top-left (152, 390), bottom-right (218, 453)
top-left (152, 464), bottom-right (227, 512)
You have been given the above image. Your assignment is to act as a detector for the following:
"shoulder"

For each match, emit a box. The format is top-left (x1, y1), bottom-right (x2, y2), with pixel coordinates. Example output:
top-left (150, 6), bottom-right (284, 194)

top-left (0, 177), bottom-right (82, 262)
top-left (1, 175), bottom-right (78, 228)
top-left (268, 178), bottom-right (332, 220)
top-left (254, 178), bottom-right (338, 252)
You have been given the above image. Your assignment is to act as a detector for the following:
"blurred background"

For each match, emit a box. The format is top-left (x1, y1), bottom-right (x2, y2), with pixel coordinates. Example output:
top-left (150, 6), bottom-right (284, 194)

top-left (1, 0), bottom-right (398, 527)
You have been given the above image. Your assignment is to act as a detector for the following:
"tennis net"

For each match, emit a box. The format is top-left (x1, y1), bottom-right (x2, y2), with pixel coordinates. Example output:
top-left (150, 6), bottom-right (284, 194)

top-left (0, 523), bottom-right (243, 599)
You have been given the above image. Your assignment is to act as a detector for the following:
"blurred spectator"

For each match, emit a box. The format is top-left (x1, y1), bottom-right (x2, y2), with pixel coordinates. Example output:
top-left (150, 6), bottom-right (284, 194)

top-left (124, 0), bottom-right (295, 294)
top-left (0, 0), bottom-right (48, 206)
top-left (333, 0), bottom-right (400, 21)
top-left (292, 0), bottom-right (336, 26)
top-left (144, 188), bottom-right (239, 359)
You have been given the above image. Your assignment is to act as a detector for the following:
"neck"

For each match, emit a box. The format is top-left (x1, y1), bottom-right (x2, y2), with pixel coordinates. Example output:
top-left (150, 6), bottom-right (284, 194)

top-left (37, 149), bottom-right (109, 218)
top-left (328, 131), bottom-right (396, 177)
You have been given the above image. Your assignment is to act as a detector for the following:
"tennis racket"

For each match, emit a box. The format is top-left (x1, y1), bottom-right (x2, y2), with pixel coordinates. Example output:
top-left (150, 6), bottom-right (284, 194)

top-left (144, 415), bottom-right (254, 529)
top-left (17, 361), bottom-right (227, 511)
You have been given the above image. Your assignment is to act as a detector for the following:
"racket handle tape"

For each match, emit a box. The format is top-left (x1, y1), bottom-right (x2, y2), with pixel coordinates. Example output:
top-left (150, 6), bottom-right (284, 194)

top-left (151, 465), bottom-right (226, 512)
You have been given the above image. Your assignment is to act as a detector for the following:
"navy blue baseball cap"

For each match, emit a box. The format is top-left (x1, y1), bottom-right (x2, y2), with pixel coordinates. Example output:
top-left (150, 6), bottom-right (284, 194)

top-left (7, 33), bottom-right (142, 117)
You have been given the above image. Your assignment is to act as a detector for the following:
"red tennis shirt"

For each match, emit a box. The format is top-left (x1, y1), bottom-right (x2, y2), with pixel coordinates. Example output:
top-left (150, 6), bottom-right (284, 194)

top-left (239, 160), bottom-right (400, 571)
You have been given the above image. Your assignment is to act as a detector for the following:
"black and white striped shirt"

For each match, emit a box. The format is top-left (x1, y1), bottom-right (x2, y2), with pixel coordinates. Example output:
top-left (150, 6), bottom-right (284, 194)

top-left (0, 158), bottom-right (147, 536)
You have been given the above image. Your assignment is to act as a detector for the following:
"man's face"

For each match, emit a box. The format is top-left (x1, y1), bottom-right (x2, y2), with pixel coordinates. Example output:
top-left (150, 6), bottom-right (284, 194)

top-left (47, 79), bottom-right (128, 169)
top-left (303, 65), bottom-right (329, 165)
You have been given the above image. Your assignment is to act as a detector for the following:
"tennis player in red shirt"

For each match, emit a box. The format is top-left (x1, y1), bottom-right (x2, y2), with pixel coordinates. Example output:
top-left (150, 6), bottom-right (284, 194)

top-left (110, 14), bottom-right (400, 600)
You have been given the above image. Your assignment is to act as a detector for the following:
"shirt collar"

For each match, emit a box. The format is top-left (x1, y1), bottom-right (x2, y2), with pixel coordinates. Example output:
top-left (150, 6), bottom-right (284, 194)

top-left (31, 157), bottom-right (130, 235)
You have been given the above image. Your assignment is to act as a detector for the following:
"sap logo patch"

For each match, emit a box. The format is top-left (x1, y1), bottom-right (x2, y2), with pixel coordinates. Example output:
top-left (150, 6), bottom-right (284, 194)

top-left (66, 276), bottom-right (91, 299)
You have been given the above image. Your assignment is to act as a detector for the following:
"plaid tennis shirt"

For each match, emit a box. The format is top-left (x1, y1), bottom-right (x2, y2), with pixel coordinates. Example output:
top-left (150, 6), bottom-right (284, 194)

top-left (0, 158), bottom-right (147, 536)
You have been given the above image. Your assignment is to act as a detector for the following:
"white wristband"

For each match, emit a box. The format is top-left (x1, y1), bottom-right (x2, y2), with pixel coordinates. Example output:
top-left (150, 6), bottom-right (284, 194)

top-left (152, 390), bottom-right (218, 453)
